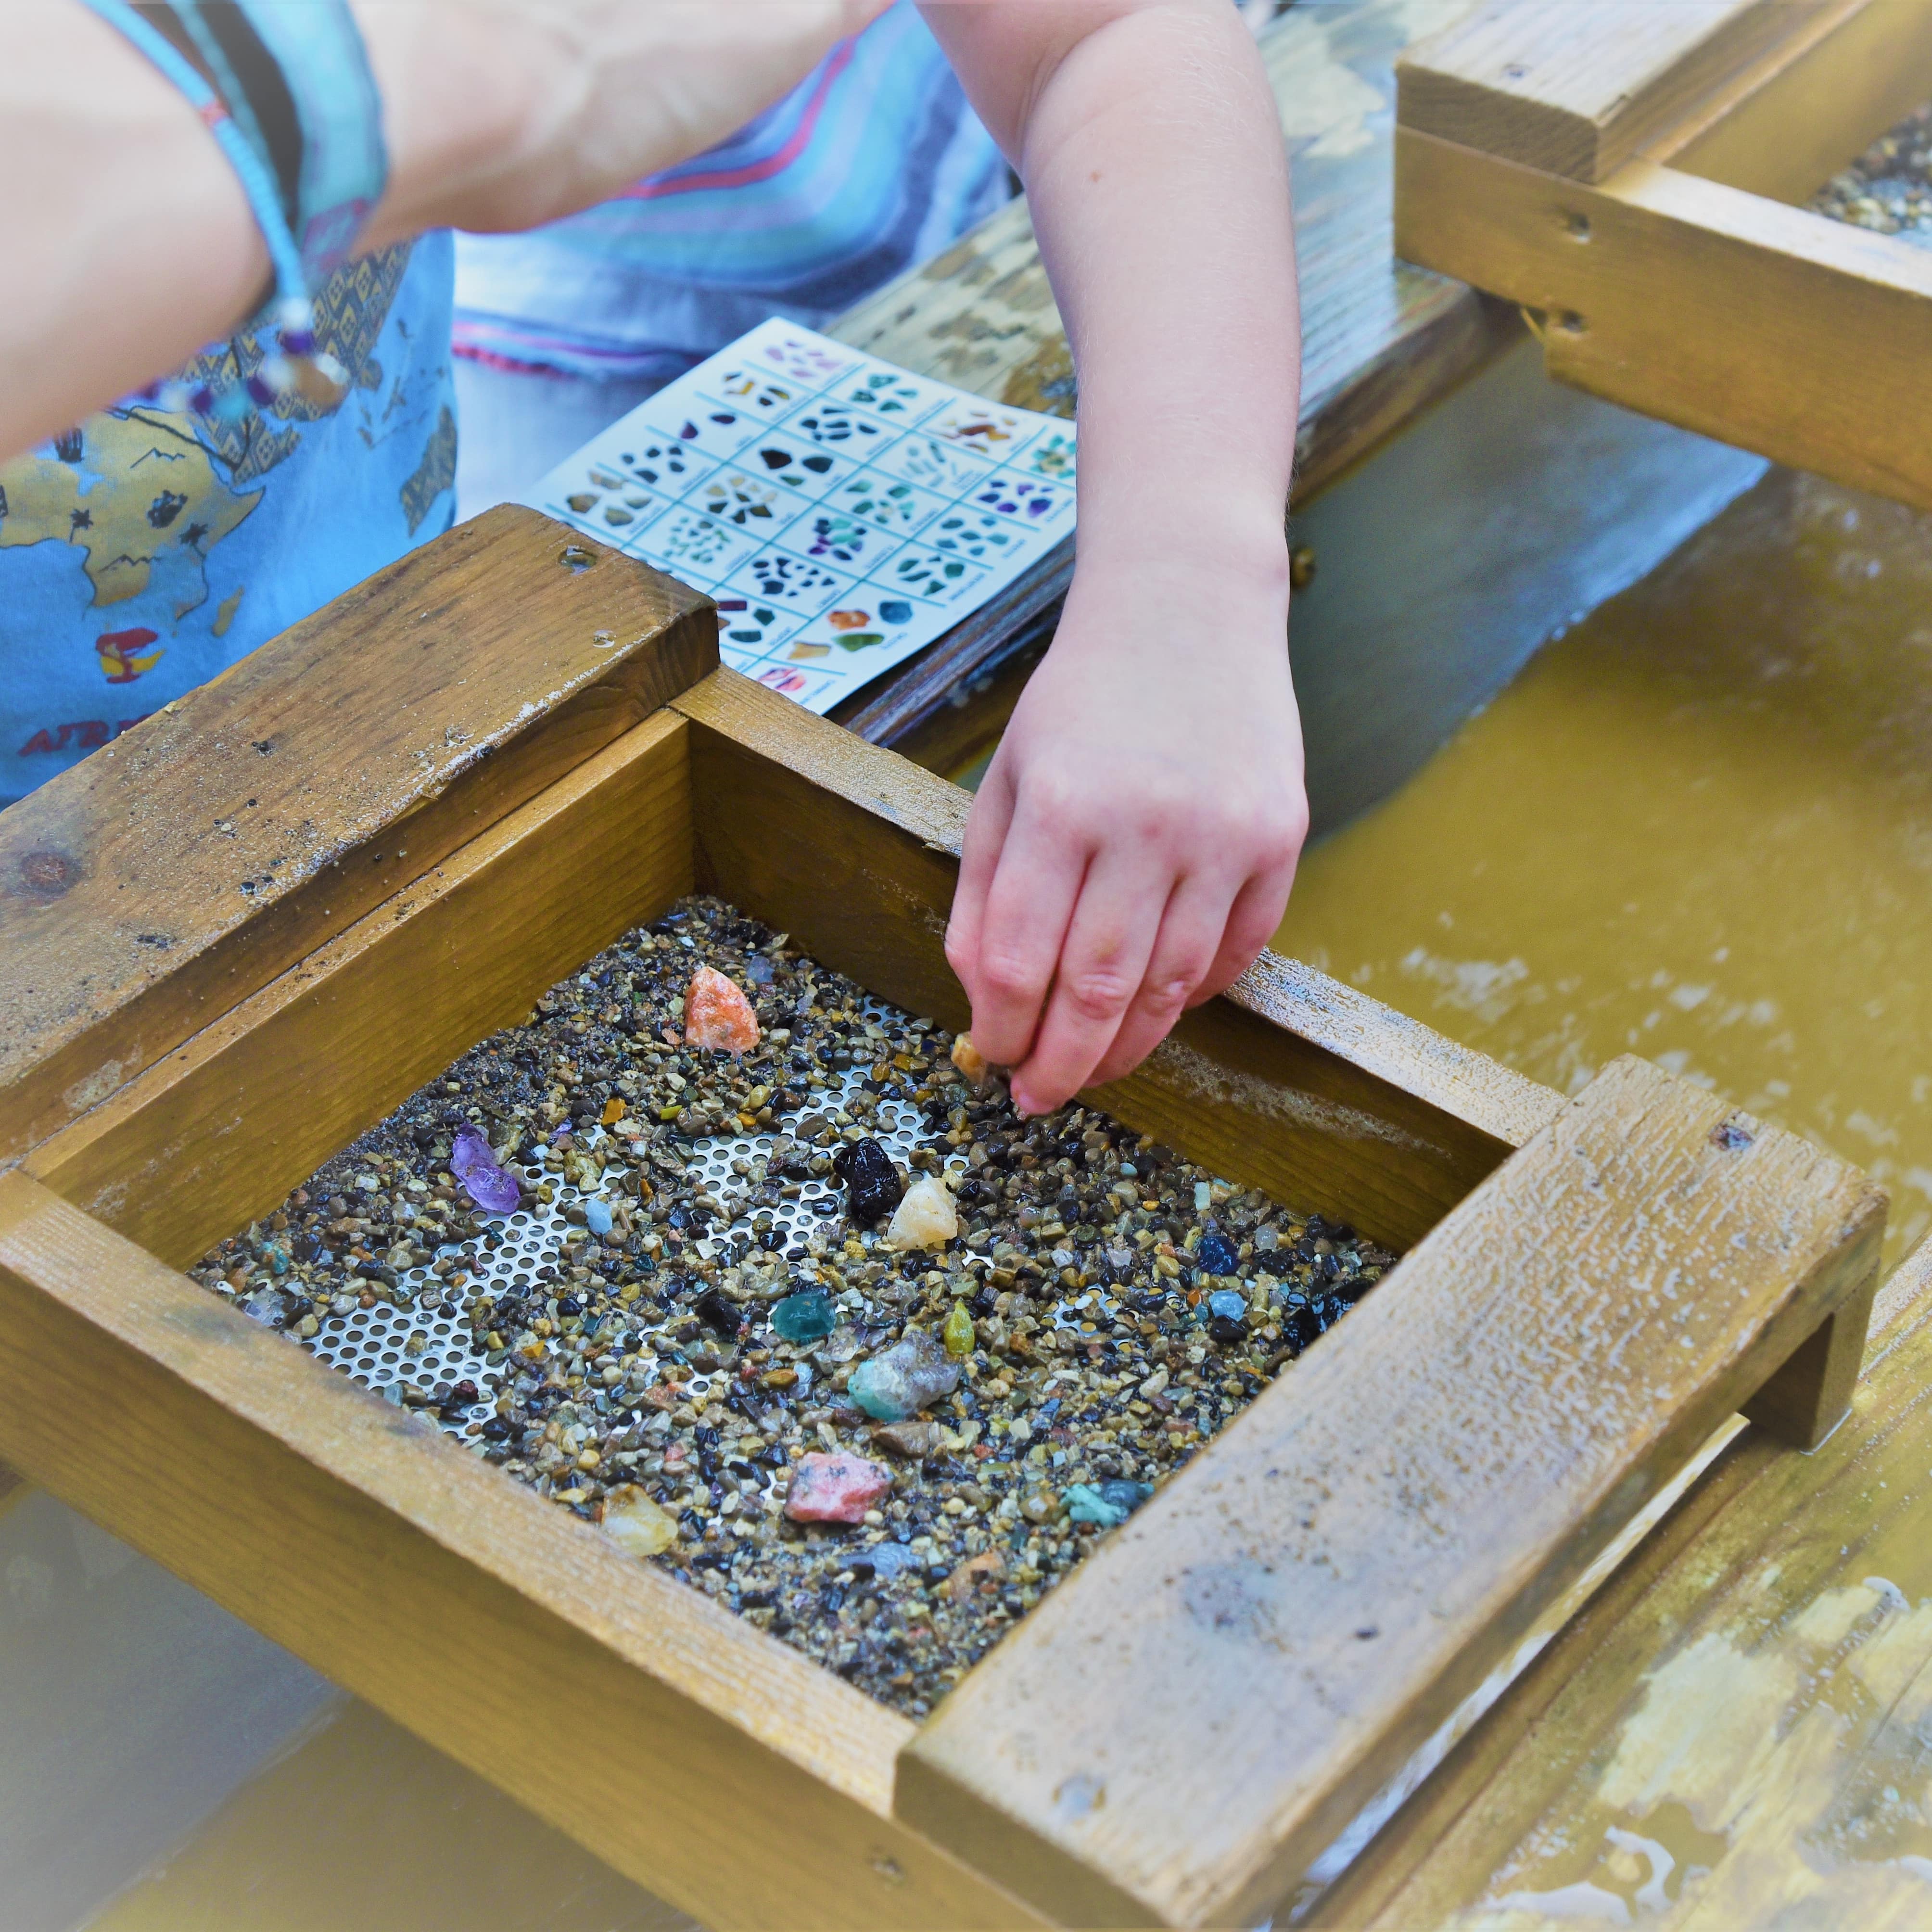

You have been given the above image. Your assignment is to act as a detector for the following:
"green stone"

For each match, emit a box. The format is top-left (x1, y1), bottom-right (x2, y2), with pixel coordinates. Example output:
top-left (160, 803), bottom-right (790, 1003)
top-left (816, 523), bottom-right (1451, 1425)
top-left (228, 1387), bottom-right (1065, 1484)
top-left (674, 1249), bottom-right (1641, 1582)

top-left (942, 1299), bottom-right (976, 1358)
top-left (770, 1289), bottom-right (836, 1344)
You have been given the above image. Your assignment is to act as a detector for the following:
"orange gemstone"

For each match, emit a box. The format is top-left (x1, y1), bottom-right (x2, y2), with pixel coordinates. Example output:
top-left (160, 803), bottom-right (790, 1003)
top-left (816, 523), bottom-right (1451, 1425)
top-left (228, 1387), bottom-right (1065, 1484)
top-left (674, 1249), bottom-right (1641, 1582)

top-left (828, 608), bottom-right (871, 630)
top-left (684, 964), bottom-right (760, 1053)
top-left (600, 1096), bottom-right (626, 1126)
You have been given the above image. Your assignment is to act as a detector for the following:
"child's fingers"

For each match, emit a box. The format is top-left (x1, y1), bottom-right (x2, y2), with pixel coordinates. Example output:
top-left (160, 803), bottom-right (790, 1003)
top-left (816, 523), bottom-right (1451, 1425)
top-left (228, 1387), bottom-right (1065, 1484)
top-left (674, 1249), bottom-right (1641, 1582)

top-left (1006, 847), bottom-right (1167, 1115)
top-left (1185, 858), bottom-right (1299, 1007)
top-left (965, 791), bottom-right (1090, 1071)
top-left (1087, 870), bottom-right (1234, 1088)
top-left (944, 752), bottom-right (1017, 1005)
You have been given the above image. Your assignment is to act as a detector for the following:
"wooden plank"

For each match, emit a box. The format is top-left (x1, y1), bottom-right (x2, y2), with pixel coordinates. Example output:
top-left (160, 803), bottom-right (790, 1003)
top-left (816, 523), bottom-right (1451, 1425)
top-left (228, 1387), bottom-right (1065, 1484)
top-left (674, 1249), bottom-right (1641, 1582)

top-left (1314, 1234), bottom-right (1932, 1931)
top-left (0, 507), bottom-right (716, 1165)
top-left (674, 669), bottom-right (1561, 1251)
top-left (1647, 0), bottom-right (1932, 204)
top-left (893, 1057), bottom-right (1885, 1928)
top-left (26, 712), bottom-right (692, 1273)
top-left (0, 1171), bottom-right (1039, 1932)
top-left (1395, 0), bottom-right (1828, 183)
top-left (1395, 127), bottom-right (1932, 510)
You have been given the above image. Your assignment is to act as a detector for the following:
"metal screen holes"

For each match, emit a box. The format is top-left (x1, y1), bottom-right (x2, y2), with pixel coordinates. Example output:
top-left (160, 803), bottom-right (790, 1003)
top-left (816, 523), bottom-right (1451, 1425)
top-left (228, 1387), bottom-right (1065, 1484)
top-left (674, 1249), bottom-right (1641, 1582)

top-left (296, 995), bottom-right (970, 1435)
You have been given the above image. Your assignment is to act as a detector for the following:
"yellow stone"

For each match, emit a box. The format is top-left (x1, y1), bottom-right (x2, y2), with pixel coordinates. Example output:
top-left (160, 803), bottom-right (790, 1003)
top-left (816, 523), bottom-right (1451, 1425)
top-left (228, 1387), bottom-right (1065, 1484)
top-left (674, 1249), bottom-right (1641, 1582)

top-left (602, 1487), bottom-right (679, 1558)
top-left (943, 1299), bottom-right (976, 1358)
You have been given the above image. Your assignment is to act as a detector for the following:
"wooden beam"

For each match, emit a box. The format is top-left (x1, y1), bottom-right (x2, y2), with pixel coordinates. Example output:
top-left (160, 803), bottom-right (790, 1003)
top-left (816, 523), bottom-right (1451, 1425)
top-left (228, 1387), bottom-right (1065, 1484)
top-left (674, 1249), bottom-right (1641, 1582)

top-left (893, 1057), bottom-right (1884, 1927)
top-left (1395, 127), bottom-right (1932, 511)
top-left (1648, 0), bottom-right (1932, 204)
top-left (26, 712), bottom-right (692, 1272)
top-left (674, 669), bottom-right (1559, 1250)
top-left (1396, 0), bottom-right (1831, 183)
top-left (1313, 1233), bottom-right (1932, 1929)
top-left (0, 1170), bottom-right (1042, 1932)
top-left (0, 508), bottom-right (715, 1165)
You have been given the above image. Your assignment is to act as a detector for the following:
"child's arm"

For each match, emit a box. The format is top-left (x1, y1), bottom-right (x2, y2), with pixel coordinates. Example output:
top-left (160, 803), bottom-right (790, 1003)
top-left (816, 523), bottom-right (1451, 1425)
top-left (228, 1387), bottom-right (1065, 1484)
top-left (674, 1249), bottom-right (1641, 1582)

top-left (920, 0), bottom-right (1304, 1118)
top-left (2, 0), bottom-right (889, 459)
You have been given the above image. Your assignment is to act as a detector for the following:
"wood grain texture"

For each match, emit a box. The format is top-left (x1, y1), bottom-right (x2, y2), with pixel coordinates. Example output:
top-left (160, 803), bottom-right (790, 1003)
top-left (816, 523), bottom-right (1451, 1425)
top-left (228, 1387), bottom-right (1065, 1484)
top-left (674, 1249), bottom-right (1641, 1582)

top-left (0, 508), bottom-right (715, 1165)
top-left (1646, 0), bottom-right (1932, 203)
top-left (1315, 1235), bottom-right (1932, 1932)
top-left (1396, 127), bottom-right (1932, 511)
top-left (894, 1058), bottom-right (1885, 1928)
top-left (675, 670), bottom-right (1557, 1250)
top-left (1396, 0), bottom-right (1825, 182)
top-left (0, 1171), bottom-right (1042, 1932)
top-left (26, 713), bottom-right (692, 1272)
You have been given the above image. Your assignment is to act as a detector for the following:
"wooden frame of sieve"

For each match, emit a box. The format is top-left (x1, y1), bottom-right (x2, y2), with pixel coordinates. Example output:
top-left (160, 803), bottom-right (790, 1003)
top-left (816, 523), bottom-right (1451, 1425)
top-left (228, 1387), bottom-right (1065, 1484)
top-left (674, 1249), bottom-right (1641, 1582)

top-left (0, 511), bottom-right (1885, 1927)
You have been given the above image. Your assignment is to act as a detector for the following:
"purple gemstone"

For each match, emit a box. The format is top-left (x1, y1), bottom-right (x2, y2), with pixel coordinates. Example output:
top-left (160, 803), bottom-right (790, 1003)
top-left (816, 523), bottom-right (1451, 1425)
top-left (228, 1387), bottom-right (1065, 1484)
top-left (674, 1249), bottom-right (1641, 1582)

top-left (244, 373), bottom-right (276, 406)
top-left (190, 386), bottom-right (216, 414)
top-left (451, 1125), bottom-right (521, 1214)
top-left (280, 328), bottom-right (316, 356)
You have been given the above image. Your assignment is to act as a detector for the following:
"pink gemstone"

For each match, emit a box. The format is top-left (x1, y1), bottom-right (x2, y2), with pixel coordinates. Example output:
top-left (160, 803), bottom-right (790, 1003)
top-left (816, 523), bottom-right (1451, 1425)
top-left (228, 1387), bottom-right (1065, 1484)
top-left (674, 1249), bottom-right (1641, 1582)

top-left (784, 1451), bottom-right (892, 1525)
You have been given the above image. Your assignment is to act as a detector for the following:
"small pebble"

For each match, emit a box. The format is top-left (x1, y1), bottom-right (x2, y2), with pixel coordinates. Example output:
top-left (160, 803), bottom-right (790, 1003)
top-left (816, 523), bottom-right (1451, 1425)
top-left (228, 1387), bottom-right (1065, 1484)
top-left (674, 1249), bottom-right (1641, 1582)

top-left (1064, 1479), bottom-right (1154, 1528)
top-left (584, 1197), bottom-right (613, 1237)
top-left (1208, 1287), bottom-right (1248, 1323)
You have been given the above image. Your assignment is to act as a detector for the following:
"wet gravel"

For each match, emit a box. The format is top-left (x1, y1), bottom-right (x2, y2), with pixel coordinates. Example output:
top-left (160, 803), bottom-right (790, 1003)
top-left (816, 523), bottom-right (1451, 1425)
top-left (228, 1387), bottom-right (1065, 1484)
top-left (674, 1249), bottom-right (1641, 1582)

top-left (1814, 102), bottom-right (1932, 242)
top-left (194, 897), bottom-right (1395, 1717)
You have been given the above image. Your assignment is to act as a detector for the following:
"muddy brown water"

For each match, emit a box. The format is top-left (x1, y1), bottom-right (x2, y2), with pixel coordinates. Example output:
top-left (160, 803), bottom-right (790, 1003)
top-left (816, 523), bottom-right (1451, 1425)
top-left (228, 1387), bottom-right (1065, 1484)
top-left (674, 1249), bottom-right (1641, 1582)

top-left (1277, 469), bottom-right (1932, 1268)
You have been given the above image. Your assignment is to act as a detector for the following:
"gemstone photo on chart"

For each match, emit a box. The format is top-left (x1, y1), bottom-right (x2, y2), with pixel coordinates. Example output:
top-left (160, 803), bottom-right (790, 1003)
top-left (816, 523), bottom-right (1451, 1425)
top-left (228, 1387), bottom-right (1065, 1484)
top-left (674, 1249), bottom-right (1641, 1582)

top-left (748, 330), bottom-right (858, 386)
top-left (743, 433), bottom-right (857, 498)
top-left (780, 595), bottom-right (935, 663)
top-left (704, 368), bottom-right (801, 419)
top-left (926, 507), bottom-right (1028, 566)
top-left (782, 509), bottom-right (899, 569)
top-left (616, 439), bottom-right (712, 493)
top-left (874, 433), bottom-right (994, 498)
top-left (641, 507), bottom-right (760, 580)
top-left (1020, 429), bottom-right (1077, 481)
top-left (926, 400), bottom-right (1031, 459)
top-left (694, 470), bottom-right (803, 530)
top-left (831, 366), bottom-right (943, 422)
top-left (730, 550), bottom-right (855, 615)
top-left (558, 463), bottom-right (660, 533)
top-left (711, 595), bottom-right (793, 660)
top-left (655, 409), bottom-right (754, 461)
top-left (971, 470), bottom-right (1072, 529)
top-left (788, 402), bottom-right (886, 451)
top-left (882, 544), bottom-right (986, 605)
top-left (822, 469), bottom-right (946, 537)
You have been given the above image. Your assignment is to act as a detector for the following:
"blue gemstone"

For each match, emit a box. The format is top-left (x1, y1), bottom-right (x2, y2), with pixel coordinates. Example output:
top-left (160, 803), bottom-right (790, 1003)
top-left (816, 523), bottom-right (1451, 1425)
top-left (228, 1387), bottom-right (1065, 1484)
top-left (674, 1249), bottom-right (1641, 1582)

top-left (879, 600), bottom-right (913, 623)
top-left (1208, 1287), bottom-right (1247, 1323)
top-left (585, 1198), bottom-right (613, 1237)
top-left (1196, 1233), bottom-right (1239, 1276)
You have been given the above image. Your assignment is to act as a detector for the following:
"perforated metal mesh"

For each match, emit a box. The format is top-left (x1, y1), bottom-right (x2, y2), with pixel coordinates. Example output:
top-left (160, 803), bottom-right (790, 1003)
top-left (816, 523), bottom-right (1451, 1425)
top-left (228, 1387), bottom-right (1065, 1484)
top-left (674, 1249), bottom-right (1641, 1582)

top-left (296, 995), bottom-right (1017, 1430)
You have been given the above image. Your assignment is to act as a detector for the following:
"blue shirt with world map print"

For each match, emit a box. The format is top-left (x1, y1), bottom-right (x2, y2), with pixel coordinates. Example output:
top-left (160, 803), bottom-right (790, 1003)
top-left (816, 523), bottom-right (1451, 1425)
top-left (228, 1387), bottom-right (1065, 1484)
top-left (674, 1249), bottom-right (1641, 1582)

top-left (0, 232), bottom-right (456, 808)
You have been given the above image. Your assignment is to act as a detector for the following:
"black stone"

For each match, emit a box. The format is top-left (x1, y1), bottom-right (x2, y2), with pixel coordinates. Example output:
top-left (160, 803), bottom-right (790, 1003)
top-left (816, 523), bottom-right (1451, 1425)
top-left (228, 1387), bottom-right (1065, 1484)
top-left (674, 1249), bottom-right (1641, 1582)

top-left (1208, 1314), bottom-right (1247, 1346)
top-left (556, 1295), bottom-right (583, 1317)
top-left (696, 1290), bottom-right (741, 1336)
top-left (1196, 1232), bottom-right (1239, 1276)
top-left (834, 1136), bottom-right (903, 1223)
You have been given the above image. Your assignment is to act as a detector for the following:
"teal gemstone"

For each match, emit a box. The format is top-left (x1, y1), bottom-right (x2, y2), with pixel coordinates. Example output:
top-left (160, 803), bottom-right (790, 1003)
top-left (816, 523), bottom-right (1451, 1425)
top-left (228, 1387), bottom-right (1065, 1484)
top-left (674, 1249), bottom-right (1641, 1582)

top-left (1207, 1288), bottom-right (1247, 1322)
top-left (770, 1290), bottom-right (836, 1345)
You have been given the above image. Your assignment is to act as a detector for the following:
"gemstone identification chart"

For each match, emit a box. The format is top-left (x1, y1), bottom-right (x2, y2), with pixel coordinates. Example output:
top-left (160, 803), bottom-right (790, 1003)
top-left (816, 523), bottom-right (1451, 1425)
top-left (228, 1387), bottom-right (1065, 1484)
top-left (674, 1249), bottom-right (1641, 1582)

top-left (524, 318), bottom-right (1076, 713)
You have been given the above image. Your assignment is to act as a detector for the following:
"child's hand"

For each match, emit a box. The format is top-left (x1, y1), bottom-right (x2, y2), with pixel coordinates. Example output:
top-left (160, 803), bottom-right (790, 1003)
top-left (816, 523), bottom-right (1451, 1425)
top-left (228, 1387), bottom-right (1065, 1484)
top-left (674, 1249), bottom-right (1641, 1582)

top-left (945, 542), bottom-right (1304, 1117)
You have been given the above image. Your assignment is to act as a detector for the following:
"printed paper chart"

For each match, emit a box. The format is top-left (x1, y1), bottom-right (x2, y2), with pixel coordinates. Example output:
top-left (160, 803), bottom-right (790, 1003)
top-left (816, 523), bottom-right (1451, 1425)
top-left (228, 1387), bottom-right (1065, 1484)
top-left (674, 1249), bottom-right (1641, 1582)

top-left (524, 318), bottom-right (1076, 713)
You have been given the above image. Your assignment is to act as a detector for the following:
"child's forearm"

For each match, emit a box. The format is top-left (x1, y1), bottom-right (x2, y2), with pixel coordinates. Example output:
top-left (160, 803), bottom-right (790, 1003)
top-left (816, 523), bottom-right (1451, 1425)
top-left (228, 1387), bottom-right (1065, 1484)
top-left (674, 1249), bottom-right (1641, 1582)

top-left (924, 0), bottom-right (1305, 1114)
top-left (1008, 1), bottom-right (1299, 599)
